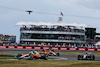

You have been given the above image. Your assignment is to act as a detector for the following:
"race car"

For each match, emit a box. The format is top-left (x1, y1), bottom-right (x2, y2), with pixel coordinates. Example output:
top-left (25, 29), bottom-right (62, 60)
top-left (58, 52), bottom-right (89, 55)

top-left (77, 52), bottom-right (95, 60)
top-left (38, 49), bottom-right (60, 56)
top-left (16, 50), bottom-right (47, 60)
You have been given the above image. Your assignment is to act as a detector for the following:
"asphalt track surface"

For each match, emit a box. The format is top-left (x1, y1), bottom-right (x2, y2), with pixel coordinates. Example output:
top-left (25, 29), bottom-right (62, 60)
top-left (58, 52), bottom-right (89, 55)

top-left (0, 49), bottom-right (100, 61)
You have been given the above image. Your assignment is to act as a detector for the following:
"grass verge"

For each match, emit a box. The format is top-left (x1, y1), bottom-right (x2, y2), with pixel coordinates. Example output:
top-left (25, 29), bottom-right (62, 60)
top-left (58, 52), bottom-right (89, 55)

top-left (59, 52), bottom-right (100, 56)
top-left (47, 57), bottom-right (55, 59)
top-left (0, 54), bottom-right (56, 59)
top-left (0, 54), bottom-right (16, 59)
top-left (0, 60), bottom-right (100, 67)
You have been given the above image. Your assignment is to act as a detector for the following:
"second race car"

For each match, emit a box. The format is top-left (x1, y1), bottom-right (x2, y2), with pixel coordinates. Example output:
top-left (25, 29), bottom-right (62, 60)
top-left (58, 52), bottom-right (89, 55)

top-left (38, 49), bottom-right (60, 56)
top-left (77, 52), bottom-right (95, 60)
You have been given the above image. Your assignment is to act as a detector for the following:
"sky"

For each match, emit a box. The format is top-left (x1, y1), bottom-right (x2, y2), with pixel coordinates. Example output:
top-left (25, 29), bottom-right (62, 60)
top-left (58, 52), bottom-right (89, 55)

top-left (0, 0), bottom-right (100, 42)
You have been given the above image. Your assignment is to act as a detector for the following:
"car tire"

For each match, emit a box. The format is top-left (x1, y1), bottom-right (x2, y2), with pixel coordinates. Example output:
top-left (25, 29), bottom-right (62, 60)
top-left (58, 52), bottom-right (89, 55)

top-left (17, 54), bottom-right (22, 60)
top-left (78, 55), bottom-right (81, 60)
top-left (17, 54), bottom-right (22, 57)
top-left (93, 55), bottom-right (95, 60)
top-left (56, 53), bottom-right (60, 56)
top-left (43, 56), bottom-right (47, 60)
top-left (34, 56), bottom-right (37, 60)
top-left (18, 58), bottom-right (21, 60)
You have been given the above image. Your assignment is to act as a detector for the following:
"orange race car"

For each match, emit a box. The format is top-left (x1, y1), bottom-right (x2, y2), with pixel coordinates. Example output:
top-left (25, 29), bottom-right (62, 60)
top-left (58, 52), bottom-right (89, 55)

top-left (16, 50), bottom-right (47, 60)
top-left (38, 49), bottom-right (60, 56)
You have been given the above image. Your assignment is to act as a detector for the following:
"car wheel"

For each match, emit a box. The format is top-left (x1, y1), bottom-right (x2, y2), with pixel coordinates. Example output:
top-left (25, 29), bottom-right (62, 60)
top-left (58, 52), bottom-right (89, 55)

top-left (17, 54), bottom-right (22, 57)
top-left (93, 55), bottom-right (95, 60)
top-left (44, 56), bottom-right (47, 60)
top-left (78, 55), bottom-right (81, 60)
top-left (29, 54), bottom-right (33, 60)
top-left (56, 53), bottom-right (60, 56)
top-left (18, 58), bottom-right (21, 60)
top-left (34, 56), bottom-right (37, 60)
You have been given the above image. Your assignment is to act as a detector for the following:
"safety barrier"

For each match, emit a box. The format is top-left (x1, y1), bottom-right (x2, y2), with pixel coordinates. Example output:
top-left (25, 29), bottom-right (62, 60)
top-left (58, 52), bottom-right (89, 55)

top-left (25, 46), bottom-right (32, 49)
top-left (43, 47), bottom-right (50, 50)
top-left (60, 47), bottom-right (67, 50)
top-left (51, 47), bottom-right (59, 50)
top-left (78, 48), bottom-right (86, 51)
top-left (0, 45), bottom-right (100, 52)
top-left (69, 48), bottom-right (76, 51)
top-left (87, 48), bottom-right (95, 51)
top-left (8, 46), bottom-right (15, 49)
top-left (17, 46), bottom-right (24, 49)
top-left (97, 48), bottom-right (100, 51)
top-left (34, 46), bottom-right (41, 50)
top-left (0, 46), bottom-right (6, 49)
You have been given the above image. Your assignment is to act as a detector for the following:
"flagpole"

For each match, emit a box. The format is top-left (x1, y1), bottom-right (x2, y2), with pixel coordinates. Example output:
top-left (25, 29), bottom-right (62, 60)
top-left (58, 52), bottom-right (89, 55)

top-left (57, 12), bottom-right (63, 23)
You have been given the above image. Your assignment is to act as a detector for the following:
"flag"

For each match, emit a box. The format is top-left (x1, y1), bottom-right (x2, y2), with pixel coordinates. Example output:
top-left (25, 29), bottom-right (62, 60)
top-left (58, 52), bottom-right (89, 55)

top-left (61, 12), bottom-right (63, 16)
top-left (59, 17), bottom-right (63, 21)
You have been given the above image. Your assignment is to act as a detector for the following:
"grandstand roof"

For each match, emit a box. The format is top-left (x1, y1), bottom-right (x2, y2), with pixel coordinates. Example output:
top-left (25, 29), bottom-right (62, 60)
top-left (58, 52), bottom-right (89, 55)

top-left (16, 22), bottom-right (87, 27)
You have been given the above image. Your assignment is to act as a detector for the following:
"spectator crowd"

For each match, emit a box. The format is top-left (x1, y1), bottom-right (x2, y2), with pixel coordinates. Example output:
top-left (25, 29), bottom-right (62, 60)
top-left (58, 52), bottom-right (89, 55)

top-left (20, 26), bottom-right (84, 33)
top-left (1, 42), bottom-right (100, 49)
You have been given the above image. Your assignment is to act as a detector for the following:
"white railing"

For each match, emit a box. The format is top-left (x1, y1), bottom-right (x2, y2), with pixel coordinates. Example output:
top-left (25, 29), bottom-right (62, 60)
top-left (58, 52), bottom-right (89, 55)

top-left (20, 30), bottom-right (85, 35)
top-left (20, 39), bottom-right (86, 43)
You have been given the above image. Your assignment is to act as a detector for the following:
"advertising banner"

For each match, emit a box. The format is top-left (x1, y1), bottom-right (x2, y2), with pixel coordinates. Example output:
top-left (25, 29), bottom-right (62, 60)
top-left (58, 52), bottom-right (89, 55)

top-left (69, 48), bottom-right (76, 51)
top-left (60, 47), bottom-right (67, 50)
top-left (8, 46), bottom-right (15, 49)
top-left (51, 47), bottom-right (58, 50)
top-left (87, 48), bottom-right (95, 51)
top-left (34, 46), bottom-right (41, 50)
top-left (17, 46), bottom-right (24, 49)
top-left (97, 48), bottom-right (100, 51)
top-left (25, 46), bottom-right (32, 49)
top-left (0, 46), bottom-right (6, 49)
top-left (43, 47), bottom-right (50, 50)
top-left (78, 48), bottom-right (86, 51)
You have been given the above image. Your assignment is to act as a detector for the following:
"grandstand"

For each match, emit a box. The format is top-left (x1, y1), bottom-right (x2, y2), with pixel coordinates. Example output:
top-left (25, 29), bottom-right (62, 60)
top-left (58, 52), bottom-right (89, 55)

top-left (0, 34), bottom-right (16, 45)
top-left (16, 22), bottom-right (87, 45)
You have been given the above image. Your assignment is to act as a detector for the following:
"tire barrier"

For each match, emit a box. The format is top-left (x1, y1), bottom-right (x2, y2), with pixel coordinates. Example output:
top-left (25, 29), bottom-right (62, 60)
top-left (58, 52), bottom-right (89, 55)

top-left (0, 45), bottom-right (100, 51)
